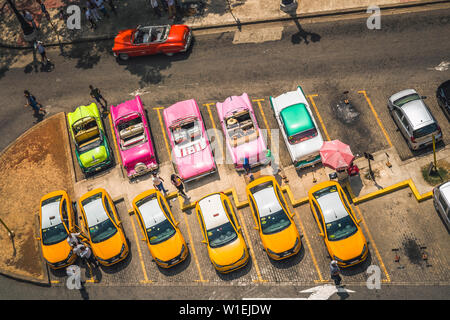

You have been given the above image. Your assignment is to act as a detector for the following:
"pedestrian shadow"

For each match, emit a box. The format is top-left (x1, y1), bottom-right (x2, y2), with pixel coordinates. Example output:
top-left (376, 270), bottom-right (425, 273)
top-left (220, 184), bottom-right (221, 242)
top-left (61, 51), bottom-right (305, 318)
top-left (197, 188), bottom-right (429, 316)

top-left (290, 15), bottom-right (321, 45)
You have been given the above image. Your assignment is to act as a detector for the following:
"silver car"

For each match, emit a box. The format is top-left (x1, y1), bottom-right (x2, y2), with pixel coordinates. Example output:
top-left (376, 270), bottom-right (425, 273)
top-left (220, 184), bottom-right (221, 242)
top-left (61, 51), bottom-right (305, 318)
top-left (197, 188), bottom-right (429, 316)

top-left (388, 89), bottom-right (442, 150)
top-left (433, 181), bottom-right (450, 232)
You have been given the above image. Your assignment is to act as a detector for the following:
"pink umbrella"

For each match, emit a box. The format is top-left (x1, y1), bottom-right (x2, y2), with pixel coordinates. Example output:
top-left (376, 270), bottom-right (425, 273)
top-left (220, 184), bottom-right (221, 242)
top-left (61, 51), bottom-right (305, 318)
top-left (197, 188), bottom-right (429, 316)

top-left (319, 140), bottom-right (355, 170)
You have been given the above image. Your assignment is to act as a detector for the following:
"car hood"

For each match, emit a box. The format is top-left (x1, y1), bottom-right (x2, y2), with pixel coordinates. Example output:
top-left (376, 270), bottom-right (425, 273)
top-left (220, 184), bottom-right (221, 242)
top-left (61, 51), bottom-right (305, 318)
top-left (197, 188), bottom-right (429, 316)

top-left (79, 145), bottom-right (108, 167)
top-left (327, 230), bottom-right (366, 262)
top-left (288, 135), bottom-right (324, 161)
top-left (209, 237), bottom-right (246, 266)
top-left (272, 91), bottom-right (304, 113)
top-left (42, 240), bottom-right (71, 264)
top-left (113, 29), bottom-right (134, 49)
top-left (262, 223), bottom-right (299, 254)
top-left (175, 142), bottom-right (215, 180)
top-left (150, 231), bottom-right (184, 262)
top-left (92, 232), bottom-right (124, 260)
top-left (121, 141), bottom-right (154, 168)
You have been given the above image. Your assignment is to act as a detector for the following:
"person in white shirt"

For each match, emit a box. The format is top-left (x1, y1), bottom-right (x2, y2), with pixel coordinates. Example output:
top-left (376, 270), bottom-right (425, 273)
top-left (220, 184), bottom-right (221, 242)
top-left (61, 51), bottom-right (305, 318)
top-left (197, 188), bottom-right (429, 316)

top-left (149, 0), bottom-right (162, 17)
top-left (67, 232), bottom-right (81, 247)
top-left (74, 243), bottom-right (99, 268)
top-left (152, 171), bottom-right (168, 196)
top-left (166, 0), bottom-right (176, 19)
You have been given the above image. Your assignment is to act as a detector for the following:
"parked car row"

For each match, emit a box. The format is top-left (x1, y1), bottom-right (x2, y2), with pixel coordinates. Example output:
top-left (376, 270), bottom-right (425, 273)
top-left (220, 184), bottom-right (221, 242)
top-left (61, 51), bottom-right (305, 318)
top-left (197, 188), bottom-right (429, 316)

top-left (38, 176), bottom-right (371, 272)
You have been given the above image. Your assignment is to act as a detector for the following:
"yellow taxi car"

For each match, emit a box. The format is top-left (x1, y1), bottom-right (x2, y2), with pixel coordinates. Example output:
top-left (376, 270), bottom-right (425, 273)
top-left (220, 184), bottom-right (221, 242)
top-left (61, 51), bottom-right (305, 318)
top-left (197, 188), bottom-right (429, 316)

top-left (195, 192), bottom-right (249, 273)
top-left (308, 181), bottom-right (368, 267)
top-left (132, 189), bottom-right (188, 268)
top-left (246, 176), bottom-right (301, 260)
top-left (38, 190), bottom-right (77, 269)
top-left (78, 188), bottom-right (129, 266)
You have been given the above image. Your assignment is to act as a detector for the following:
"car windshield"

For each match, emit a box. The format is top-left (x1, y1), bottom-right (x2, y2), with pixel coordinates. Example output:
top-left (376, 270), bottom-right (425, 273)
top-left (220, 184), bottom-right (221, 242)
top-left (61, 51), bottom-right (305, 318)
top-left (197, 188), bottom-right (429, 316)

top-left (288, 128), bottom-right (318, 144)
top-left (42, 223), bottom-right (68, 246)
top-left (260, 210), bottom-right (291, 235)
top-left (394, 93), bottom-right (421, 107)
top-left (413, 123), bottom-right (438, 139)
top-left (207, 222), bottom-right (237, 248)
top-left (313, 185), bottom-right (338, 199)
top-left (89, 219), bottom-right (118, 243)
top-left (325, 215), bottom-right (358, 241)
top-left (146, 219), bottom-right (176, 245)
top-left (171, 118), bottom-right (201, 146)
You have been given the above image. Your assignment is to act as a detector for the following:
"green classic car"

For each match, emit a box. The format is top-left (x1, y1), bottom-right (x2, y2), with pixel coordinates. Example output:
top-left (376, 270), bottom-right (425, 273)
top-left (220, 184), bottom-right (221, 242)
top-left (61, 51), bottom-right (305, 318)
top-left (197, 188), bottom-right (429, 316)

top-left (67, 103), bottom-right (113, 175)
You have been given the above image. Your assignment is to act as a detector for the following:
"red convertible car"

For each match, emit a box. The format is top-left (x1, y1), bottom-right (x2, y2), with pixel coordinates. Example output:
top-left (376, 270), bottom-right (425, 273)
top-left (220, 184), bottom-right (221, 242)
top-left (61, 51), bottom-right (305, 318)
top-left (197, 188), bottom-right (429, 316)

top-left (112, 24), bottom-right (192, 60)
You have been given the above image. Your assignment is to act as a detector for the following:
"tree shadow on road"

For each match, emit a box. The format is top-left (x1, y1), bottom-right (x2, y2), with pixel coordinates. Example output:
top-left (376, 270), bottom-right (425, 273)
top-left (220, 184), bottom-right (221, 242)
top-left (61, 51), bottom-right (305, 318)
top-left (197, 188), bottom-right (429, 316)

top-left (290, 15), bottom-right (321, 45)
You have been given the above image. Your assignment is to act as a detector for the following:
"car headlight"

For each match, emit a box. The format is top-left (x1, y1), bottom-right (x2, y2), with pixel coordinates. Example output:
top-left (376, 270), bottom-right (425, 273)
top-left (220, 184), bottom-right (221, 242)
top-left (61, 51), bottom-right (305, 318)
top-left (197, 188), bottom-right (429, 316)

top-left (292, 237), bottom-right (300, 250)
top-left (266, 248), bottom-right (280, 257)
top-left (237, 249), bottom-right (247, 263)
top-left (361, 244), bottom-right (367, 256)
top-left (179, 244), bottom-right (186, 257)
top-left (119, 244), bottom-right (126, 256)
top-left (333, 255), bottom-right (345, 263)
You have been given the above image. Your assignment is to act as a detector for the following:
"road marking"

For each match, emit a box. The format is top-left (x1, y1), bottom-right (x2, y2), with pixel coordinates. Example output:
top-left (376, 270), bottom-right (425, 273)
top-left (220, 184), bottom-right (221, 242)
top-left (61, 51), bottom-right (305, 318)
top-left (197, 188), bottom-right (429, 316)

top-left (307, 94), bottom-right (331, 141)
top-left (252, 98), bottom-right (271, 137)
top-left (293, 209), bottom-right (325, 283)
top-left (153, 107), bottom-right (172, 159)
top-left (182, 212), bottom-right (208, 282)
top-left (108, 114), bottom-right (122, 166)
top-left (428, 61), bottom-right (449, 71)
top-left (358, 90), bottom-right (393, 148)
top-left (130, 213), bottom-right (151, 283)
top-left (238, 211), bottom-right (267, 283)
top-left (203, 102), bottom-right (224, 160)
top-left (353, 205), bottom-right (391, 283)
top-left (299, 284), bottom-right (355, 300)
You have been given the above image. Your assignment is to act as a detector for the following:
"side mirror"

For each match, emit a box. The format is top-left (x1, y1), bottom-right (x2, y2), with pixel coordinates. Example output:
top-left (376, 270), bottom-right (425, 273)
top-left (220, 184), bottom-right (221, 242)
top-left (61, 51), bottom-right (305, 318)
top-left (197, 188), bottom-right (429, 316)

top-left (117, 221), bottom-right (122, 226)
top-left (174, 221), bottom-right (180, 227)
top-left (254, 226), bottom-right (259, 231)
top-left (318, 232), bottom-right (324, 238)
top-left (201, 239), bottom-right (207, 244)
top-left (357, 219), bottom-right (362, 224)
top-left (35, 237), bottom-right (41, 241)
top-left (290, 211), bottom-right (296, 218)
top-left (421, 96), bottom-right (427, 99)
top-left (141, 238), bottom-right (146, 242)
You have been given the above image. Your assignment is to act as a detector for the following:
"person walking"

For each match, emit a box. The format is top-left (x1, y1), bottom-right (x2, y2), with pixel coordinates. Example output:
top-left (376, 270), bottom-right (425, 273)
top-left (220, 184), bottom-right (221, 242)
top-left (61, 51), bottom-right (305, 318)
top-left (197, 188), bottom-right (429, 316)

top-left (86, 0), bottom-right (101, 21)
top-left (152, 171), bottom-right (168, 196)
top-left (22, 10), bottom-right (38, 30)
top-left (89, 85), bottom-right (108, 112)
top-left (24, 90), bottom-right (47, 116)
top-left (330, 260), bottom-right (342, 286)
top-left (266, 149), bottom-right (288, 182)
top-left (171, 174), bottom-right (188, 199)
top-left (166, 0), bottom-right (176, 19)
top-left (34, 41), bottom-right (50, 65)
top-left (149, 0), bottom-right (162, 17)
top-left (84, 7), bottom-right (97, 30)
top-left (73, 243), bottom-right (99, 269)
top-left (94, 0), bottom-right (110, 18)
top-left (67, 232), bottom-right (82, 248)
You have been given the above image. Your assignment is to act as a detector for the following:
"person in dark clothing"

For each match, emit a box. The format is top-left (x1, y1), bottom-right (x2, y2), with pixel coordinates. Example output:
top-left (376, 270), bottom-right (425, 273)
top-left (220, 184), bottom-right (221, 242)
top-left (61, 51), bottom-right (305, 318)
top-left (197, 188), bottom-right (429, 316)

top-left (89, 85), bottom-right (108, 112)
top-left (171, 174), bottom-right (188, 199)
top-left (24, 90), bottom-right (47, 116)
top-left (330, 260), bottom-right (342, 286)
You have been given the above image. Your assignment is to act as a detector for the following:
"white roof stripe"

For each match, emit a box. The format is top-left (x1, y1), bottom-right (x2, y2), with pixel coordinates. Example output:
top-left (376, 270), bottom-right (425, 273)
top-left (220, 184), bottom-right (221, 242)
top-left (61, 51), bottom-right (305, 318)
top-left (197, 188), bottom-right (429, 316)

top-left (83, 198), bottom-right (109, 227)
top-left (198, 194), bottom-right (229, 230)
top-left (316, 192), bottom-right (349, 223)
top-left (137, 198), bottom-right (167, 229)
top-left (41, 199), bottom-right (63, 229)
top-left (252, 186), bottom-right (283, 218)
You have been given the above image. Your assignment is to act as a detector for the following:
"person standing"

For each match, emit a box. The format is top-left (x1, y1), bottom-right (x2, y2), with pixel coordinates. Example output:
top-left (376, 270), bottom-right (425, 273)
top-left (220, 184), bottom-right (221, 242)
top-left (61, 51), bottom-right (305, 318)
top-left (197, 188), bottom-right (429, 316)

top-left (24, 90), bottom-right (47, 116)
top-left (330, 260), bottom-right (342, 286)
top-left (166, 0), bottom-right (176, 19)
top-left (171, 174), bottom-right (188, 199)
top-left (94, 0), bottom-right (110, 18)
top-left (89, 85), bottom-right (108, 112)
top-left (149, 0), bottom-right (162, 18)
top-left (67, 232), bottom-right (82, 248)
top-left (74, 243), bottom-right (98, 269)
top-left (266, 149), bottom-right (288, 182)
top-left (34, 41), bottom-right (50, 65)
top-left (84, 7), bottom-right (97, 30)
top-left (152, 171), bottom-right (168, 196)
top-left (86, 0), bottom-right (101, 21)
top-left (23, 10), bottom-right (38, 30)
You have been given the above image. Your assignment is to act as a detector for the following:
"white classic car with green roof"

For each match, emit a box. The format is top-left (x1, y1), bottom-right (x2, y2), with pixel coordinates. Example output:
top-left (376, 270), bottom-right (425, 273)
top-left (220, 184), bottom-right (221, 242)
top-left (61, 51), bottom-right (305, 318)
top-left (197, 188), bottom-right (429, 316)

top-left (270, 86), bottom-right (324, 169)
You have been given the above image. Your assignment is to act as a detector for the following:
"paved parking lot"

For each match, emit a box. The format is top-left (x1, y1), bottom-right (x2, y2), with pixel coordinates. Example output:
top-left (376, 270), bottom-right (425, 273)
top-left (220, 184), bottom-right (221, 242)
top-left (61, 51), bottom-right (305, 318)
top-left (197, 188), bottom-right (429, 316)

top-left (56, 81), bottom-right (450, 287)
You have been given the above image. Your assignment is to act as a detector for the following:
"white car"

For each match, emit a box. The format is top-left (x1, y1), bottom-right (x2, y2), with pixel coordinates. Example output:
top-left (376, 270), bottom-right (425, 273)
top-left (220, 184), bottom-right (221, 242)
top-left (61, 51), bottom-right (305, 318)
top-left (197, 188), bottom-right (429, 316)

top-left (270, 86), bottom-right (324, 169)
top-left (433, 181), bottom-right (450, 232)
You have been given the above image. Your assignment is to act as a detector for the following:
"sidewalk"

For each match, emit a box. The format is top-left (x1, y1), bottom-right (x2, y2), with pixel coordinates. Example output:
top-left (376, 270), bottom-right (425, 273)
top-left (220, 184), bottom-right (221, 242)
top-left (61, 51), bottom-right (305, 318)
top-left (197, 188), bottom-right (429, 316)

top-left (0, 0), bottom-right (443, 48)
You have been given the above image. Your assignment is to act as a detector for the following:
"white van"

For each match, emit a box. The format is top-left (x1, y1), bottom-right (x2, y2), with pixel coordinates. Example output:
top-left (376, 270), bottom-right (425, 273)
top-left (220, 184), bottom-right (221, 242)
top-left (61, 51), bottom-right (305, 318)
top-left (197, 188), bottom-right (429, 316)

top-left (433, 181), bottom-right (450, 232)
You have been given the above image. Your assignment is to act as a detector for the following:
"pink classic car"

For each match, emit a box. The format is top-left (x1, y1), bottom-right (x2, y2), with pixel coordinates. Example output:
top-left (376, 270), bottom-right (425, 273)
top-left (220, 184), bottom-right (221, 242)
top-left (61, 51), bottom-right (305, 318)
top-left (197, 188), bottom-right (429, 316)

top-left (216, 93), bottom-right (268, 170)
top-left (110, 95), bottom-right (158, 178)
top-left (163, 99), bottom-right (216, 182)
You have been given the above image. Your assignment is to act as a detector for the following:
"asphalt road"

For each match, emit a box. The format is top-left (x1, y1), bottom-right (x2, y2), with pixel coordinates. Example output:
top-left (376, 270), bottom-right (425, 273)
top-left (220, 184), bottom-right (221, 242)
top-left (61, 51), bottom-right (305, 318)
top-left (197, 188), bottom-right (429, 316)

top-left (0, 7), bottom-right (449, 300)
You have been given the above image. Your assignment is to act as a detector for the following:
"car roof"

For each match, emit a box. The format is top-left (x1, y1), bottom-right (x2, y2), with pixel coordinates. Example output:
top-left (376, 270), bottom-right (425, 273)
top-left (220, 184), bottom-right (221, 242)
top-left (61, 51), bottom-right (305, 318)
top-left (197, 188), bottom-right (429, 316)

top-left (315, 191), bottom-right (348, 223)
top-left (280, 103), bottom-right (314, 137)
top-left (41, 196), bottom-right (63, 229)
top-left (439, 181), bottom-right (450, 203)
top-left (136, 196), bottom-right (167, 229)
top-left (82, 196), bottom-right (109, 227)
top-left (252, 186), bottom-right (283, 218)
top-left (198, 193), bottom-right (229, 230)
top-left (402, 100), bottom-right (434, 129)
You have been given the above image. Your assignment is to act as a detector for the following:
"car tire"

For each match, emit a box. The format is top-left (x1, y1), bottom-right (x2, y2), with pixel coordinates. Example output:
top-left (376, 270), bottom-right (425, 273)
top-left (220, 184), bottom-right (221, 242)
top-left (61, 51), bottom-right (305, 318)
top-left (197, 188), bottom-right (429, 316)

top-left (164, 52), bottom-right (175, 57)
top-left (118, 53), bottom-right (129, 61)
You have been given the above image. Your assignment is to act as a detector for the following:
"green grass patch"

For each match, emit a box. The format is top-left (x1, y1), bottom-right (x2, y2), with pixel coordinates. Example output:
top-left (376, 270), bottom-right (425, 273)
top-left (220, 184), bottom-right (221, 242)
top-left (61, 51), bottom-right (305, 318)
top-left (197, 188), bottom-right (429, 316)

top-left (421, 160), bottom-right (450, 186)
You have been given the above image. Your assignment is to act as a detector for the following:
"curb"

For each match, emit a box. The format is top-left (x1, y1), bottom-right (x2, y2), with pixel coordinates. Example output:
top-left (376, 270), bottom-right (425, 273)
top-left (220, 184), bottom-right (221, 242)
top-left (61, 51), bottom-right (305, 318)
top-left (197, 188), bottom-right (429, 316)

top-left (0, 0), bottom-right (448, 49)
